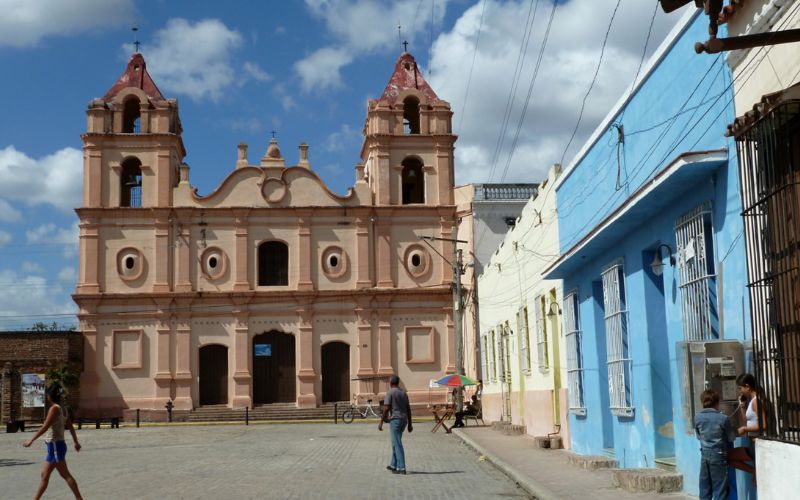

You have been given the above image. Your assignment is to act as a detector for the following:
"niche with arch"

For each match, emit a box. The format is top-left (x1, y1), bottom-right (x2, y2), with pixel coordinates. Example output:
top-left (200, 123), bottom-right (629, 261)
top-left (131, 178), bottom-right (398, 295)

top-left (258, 240), bottom-right (289, 286)
top-left (122, 96), bottom-right (141, 133)
top-left (120, 157), bottom-right (143, 208)
top-left (403, 96), bottom-right (420, 134)
top-left (401, 157), bottom-right (425, 204)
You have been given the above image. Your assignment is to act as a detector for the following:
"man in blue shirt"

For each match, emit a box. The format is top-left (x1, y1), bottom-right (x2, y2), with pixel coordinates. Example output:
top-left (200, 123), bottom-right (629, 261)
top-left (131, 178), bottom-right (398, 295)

top-left (379, 375), bottom-right (413, 474)
top-left (695, 389), bottom-right (736, 499)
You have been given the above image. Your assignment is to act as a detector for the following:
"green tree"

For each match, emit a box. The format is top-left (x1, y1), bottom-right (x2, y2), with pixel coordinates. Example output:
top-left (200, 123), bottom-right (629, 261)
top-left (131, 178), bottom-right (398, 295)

top-left (29, 322), bottom-right (77, 332)
top-left (45, 365), bottom-right (79, 389)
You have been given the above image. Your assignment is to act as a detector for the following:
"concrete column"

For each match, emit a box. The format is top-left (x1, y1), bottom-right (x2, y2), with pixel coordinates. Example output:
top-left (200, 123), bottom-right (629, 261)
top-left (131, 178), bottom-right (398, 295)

top-left (296, 304), bottom-right (317, 408)
top-left (377, 309), bottom-right (394, 376)
top-left (77, 218), bottom-right (101, 294)
top-left (173, 302), bottom-right (193, 410)
top-left (232, 304), bottom-right (252, 409)
top-left (297, 210), bottom-right (314, 291)
top-left (355, 216), bottom-right (372, 288)
top-left (376, 219), bottom-right (393, 288)
top-left (233, 210), bottom-right (251, 291)
top-left (153, 213), bottom-right (170, 293)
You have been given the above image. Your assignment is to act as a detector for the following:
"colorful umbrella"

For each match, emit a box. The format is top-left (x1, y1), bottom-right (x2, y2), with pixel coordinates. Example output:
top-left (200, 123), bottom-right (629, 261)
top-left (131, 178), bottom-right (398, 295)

top-left (436, 374), bottom-right (478, 387)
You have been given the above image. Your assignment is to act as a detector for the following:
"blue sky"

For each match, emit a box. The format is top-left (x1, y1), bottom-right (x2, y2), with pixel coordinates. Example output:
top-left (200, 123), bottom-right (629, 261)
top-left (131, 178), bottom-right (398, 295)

top-left (0, 0), bottom-right (683, 329)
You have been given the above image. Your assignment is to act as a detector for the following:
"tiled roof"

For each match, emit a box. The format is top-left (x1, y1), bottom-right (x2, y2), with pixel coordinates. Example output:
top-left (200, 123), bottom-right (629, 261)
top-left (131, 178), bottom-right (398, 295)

top-left (102, 53), bottom-right (165, 104)
top-left (380, 52), bottom-right (439, 105)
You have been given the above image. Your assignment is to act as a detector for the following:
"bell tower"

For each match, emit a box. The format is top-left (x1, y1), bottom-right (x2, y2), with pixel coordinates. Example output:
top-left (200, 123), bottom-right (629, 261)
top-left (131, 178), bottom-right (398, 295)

top-left (360, 51), bottom-right (456, 206)
top-left (82, 52), bottom-right (185, 209)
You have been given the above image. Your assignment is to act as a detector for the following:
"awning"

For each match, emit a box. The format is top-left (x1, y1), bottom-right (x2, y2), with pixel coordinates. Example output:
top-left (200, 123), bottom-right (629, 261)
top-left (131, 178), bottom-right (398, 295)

top-left (542, 149), bottom-right (728, 280)
top-left (726, 82), bottom-right (800, 138)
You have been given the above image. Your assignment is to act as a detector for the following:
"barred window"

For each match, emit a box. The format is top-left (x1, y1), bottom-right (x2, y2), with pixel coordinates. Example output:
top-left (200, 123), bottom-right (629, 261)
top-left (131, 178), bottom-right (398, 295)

top-left (675, 201), bottom-right (719, 341)
top-left (564, 291), bottom-right (585, 415)
top-left (518, 306), bottom-right (532, 373)
top-left (488, 330), bottom-right (497, 383)
top-left (734, 94), bottom-right (800, 443)
top-left (481, 334), bottom-right (489, 383)
top-left (534, 295), bottom-right (549, 373)
top-left (602, 260), bottom-right (633, 417)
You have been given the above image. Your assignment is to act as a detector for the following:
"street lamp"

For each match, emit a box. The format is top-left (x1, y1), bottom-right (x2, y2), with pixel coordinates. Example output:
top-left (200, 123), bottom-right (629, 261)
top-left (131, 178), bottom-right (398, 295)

top-left (650, 244), bottom-right (676, 277)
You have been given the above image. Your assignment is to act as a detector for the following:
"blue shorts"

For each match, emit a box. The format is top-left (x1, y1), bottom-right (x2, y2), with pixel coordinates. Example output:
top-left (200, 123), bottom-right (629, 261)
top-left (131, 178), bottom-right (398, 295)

top-left (45, 440), bottom-right (67, 464)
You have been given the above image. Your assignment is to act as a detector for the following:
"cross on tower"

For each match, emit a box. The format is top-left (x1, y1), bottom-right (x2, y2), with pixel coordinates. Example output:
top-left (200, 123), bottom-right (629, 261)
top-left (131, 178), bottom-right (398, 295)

top-left (403, 40), bottom-right (408, 52)
top-left (271, 130), bottom-right (277, 139)
top-left (132, 27), bottom-right (140, 53)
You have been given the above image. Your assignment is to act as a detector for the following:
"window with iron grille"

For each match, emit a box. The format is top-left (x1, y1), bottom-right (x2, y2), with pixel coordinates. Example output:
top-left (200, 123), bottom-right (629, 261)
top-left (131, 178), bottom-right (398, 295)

top-left (602, 260), bottom-right (633, 417)
top-left (564, 291), bottom-right (586, 415)
top-left (675, 201), bottom-right (719, 341)
top-left (734, 94), bottom-right (800, 444)
top-left (534, 295), bottom-right (549, 373)
top-left (518, 306), bottom-right (531, 373)
top-left (488, 330), bottom-right (497, 383)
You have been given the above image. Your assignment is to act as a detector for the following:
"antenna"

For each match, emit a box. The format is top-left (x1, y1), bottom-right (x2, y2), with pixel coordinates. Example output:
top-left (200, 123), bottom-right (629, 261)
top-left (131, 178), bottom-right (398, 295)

top-left (132, 26), bottom-right (141, 53)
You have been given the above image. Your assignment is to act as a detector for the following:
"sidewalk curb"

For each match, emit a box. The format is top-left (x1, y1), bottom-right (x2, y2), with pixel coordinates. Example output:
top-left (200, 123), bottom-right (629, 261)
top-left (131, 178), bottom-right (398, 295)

top-left (453, 428), bottom-right (563, 500)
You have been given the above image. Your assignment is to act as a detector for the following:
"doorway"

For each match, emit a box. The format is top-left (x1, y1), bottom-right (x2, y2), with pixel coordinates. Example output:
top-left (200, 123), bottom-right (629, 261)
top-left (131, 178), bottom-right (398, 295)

top-left (321, 342), bottom-right (350, 403)
top-left (199, 344), bottom-right (228, 406)
top-left (252, 331), bottom-right (296, 405)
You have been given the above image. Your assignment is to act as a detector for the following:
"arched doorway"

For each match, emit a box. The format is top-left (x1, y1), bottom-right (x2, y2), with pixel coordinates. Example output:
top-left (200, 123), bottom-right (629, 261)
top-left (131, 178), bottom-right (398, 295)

top-left (199, 344), bottom-right (228, 406)
top-left (252, 331), bottom-right (296, 404)
top-left (321, 342), bottom-right (350, 403)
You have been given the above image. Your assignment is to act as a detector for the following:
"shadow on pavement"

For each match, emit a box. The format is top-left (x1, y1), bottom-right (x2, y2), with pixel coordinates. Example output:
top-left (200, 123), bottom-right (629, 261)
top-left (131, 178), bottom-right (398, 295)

top-left (0, 459), bottom-right (35, 467)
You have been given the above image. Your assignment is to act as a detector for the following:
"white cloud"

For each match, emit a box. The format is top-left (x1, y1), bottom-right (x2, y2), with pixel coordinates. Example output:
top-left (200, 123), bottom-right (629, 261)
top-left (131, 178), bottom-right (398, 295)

top-left (0, 0), bottom-right (133, 47)
top-left (322, 124), bottom-right (362, 152)
top-left (0, 230), bottom-right (11, 247)
top-left (0, 198), bottom-right (22, 222)
top-left (429, 0), bottom-right (681, 185)
top-left (0, 146), bottom-right (82, 212)
top-left (243, 61), bottom-right (272, 82)
top-left (295, 0), bottom-right (449, 92)
top-left (58, 266), bottom-right (77, 283)
top-left (134, 19), bottom-right (245, 102)
top-left (26, 222), bottom-right (79, 258)
top-left (0, 268), bottom-right (77, 330)
top-left (22, 261), bottom-right (45, 274)
top-left (223, 117), bottom-right (266, 133)
top-left (295, 47), bottom-right (355, 92)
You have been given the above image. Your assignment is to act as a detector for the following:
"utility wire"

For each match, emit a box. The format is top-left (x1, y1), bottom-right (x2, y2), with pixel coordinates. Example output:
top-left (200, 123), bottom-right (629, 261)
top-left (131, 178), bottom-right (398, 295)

top-left (457, 0), bottom-right (488, 134)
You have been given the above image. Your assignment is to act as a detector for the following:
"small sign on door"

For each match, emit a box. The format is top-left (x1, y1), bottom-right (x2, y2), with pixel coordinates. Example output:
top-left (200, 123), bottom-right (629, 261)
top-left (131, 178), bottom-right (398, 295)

top-left (254, 344), bottom-right (272, 357)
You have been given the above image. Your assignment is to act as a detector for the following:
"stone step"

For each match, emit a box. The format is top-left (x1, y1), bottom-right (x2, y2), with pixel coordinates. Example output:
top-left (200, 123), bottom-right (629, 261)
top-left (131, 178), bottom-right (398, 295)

top-left (566, 453), bottom-right (618, 470)
top-left (655, 456), bottom-right (677, 472)
top-left (612, 468), bottom-right (683, 494)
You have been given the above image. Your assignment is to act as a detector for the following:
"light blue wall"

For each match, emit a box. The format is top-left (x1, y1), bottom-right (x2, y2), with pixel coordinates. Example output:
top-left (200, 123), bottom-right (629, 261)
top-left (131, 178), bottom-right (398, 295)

top-left (554, 13), bottom-right (752, 497)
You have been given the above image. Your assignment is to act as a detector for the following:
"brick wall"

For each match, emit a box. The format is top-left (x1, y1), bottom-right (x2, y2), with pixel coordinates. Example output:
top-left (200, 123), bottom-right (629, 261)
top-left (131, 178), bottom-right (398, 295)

top-left (0, 331), bottom-right (83, 424)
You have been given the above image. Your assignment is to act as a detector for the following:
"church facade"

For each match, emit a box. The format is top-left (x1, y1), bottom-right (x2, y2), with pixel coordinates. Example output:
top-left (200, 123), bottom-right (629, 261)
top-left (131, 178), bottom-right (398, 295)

top-left (74, 51), bottom-right (457, 414)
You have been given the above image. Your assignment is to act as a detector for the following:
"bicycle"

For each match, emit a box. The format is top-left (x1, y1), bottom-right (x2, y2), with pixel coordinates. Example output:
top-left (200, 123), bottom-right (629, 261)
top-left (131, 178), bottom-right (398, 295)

top-left (341, 395), bottom-right (382, 423)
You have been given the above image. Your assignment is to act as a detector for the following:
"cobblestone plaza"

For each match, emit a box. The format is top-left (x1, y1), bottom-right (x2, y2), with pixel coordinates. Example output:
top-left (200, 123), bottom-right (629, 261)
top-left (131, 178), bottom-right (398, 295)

top-left (0, 422), bottom-right (529, 499)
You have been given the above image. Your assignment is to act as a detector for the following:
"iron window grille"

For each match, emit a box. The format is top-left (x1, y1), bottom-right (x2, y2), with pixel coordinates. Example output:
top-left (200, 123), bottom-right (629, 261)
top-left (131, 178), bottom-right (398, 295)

top-left (518, 306), bottom-right (532, 373)
top-left (564, 291), bottom-right (586, 415)
top-left (481, 334), bottom-right (489, 384)
top-left (488, 330), bottom-right (497, 383)
top-left (534, 295), bottom-right (550, 373)
top-left (675, 201), bottom-right (720, 341)
top-left (602, 260), bottom-right (634, 417)
top-left (735, 96), bottom-right (800, 444)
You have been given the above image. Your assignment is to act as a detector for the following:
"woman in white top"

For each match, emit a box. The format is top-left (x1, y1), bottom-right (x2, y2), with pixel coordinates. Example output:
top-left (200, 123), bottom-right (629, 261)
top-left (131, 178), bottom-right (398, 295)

top-left (23, 384), bottom-right (84, 500)
top-left (727, 373), bottom-right (766, 483)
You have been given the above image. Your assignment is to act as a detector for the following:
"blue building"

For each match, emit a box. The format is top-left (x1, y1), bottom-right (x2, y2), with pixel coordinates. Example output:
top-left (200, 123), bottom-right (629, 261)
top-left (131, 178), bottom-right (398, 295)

top-left (543, 10), bottom-right (751, 496)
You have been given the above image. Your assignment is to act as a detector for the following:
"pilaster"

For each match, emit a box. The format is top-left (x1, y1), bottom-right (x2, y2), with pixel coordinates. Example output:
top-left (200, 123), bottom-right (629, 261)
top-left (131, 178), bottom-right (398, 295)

top-left (175, 211), bottom-right (192, 292)
top-left (297, 210), bottom-right (314, 291)
top-left (376, 218), bottom-right (393, 288)
top-left (296, 302), bottom-right (317, 408)
top-left (153, 299), bottom-right (172, 407)
top-left (77, 218), bottom-right (101, 294)
top-left (232, 300), bottom-right (252, 409)
top-left (233, 209), bottom-right (251, 291)
top-left (355, 300), bottom-right (375, 378)
top-left (152, 213), bottom-right (170, 293)
top-left (173, 300), bottom-right (193, 410)
top-left (355, 216), bottom-right (372, 288)
top-left (377, 307), bottom-right (394, 376)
